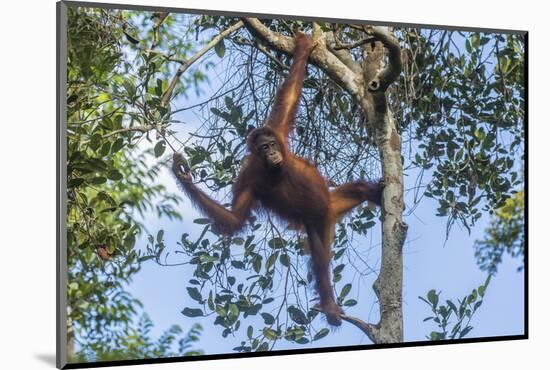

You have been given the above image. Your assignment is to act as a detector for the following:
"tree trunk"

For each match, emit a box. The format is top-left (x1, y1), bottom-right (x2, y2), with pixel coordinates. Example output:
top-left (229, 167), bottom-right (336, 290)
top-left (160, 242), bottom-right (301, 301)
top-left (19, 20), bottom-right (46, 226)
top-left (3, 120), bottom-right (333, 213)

top-left (372, 109), bottom-right (407, 343)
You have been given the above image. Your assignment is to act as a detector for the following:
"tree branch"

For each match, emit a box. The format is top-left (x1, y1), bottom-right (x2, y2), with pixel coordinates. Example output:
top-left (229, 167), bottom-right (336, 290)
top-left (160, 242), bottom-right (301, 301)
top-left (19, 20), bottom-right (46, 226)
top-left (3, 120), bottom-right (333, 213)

top-left (160, 20), bottom-right (244, 107)
top-left (243, 18), bottom-right (365, 101)
top-left (359, 27), bottom-right (407, 344)
top-left (340, 314), bottom-right (380, 343)
top-left (151, 12), bottom-right (169, 50)
top-left (324, 31), bottom-right (363, 75)
top-left (334, 36), bottom-right (376, 50)
top-left (80, 125), bottom-right (155, 145)
top-left (311, 306), bottom-right (379, 342)
top-left (364, 27), bottom-right (402, 92)
top-left (232, 36), bottom-right (288, 70)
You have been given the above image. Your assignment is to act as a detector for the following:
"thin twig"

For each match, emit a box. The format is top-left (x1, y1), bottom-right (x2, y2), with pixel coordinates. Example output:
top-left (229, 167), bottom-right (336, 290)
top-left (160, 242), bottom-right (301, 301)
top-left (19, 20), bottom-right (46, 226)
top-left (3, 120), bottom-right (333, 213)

top-left (333, 36), bottom-right (376, 50)
top-left (160, 20), bottom-right (245, 108)
top-left (80, 125), bottom-right (155, 144)
top-left (151, 12), bottom-right (169, 50)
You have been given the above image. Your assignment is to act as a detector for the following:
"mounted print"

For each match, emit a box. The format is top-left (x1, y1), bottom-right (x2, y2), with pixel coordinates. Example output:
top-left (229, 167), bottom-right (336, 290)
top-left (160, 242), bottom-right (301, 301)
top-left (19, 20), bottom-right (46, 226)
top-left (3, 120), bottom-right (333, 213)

top-left (56, 1), bottom-right (527, 368)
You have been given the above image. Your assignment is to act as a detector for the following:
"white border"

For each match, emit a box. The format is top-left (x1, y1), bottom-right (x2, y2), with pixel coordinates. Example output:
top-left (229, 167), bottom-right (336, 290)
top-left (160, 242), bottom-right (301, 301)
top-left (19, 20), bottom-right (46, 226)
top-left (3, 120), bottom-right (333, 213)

top-left (1, 1), bottom-right (546, 369)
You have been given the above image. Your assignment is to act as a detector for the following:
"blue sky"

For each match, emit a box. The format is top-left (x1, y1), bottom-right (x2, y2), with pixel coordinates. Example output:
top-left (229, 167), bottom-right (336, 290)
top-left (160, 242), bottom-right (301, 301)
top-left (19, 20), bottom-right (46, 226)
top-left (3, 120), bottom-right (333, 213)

top-left (121, 22), bottom-right (524, 354)
top-left (127, 177), bottom-right (524, 353)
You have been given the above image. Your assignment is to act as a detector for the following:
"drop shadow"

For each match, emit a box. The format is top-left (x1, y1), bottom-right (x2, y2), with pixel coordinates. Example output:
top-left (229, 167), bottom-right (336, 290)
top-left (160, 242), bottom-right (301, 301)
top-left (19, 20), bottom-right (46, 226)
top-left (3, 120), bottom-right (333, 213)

top-left (34, 353), bottom-right (57, 367)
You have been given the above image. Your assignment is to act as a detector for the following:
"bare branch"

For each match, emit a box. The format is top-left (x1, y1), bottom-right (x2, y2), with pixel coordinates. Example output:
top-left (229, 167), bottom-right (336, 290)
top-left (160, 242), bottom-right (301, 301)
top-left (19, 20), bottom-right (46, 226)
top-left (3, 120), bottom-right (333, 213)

top-left (243, 18), bottom-right (365, 101)
top-left (103, 125), bottom-right (154, 138)
top-left (145, 48), bottom-right (184, 64)
top-left (324, 31), bottom-right (363, 75)
top-left (232, 36), bottom-right (288, 70)
top-left (151, 12), bottom-right (169, 50)
top-left (310, 306), bottom-right (379, 343)
top-left (333, 36), bottom-right (376, 50)
top-left (160, 20), bottom-right (245, 107)
top-left (364, 26), bottom-right (402, 92)
top-left (340, 314), bottom-right (380, 343)
top-left (80, 125), bottom-right (155, 145)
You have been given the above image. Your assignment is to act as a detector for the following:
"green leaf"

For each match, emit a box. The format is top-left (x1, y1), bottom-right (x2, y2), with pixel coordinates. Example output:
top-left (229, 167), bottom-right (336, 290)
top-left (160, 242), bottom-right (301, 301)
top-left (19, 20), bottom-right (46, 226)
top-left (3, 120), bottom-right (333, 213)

top-left (280, 253), bottom-right (290, 267)
top-left (334, 248), bottom-right (346, 260)
top-left (124, 234), bottom-right (136, 248)
top-left (100, 141), bottom-right (111, 156)
top-left (473, 300), bottom-right (483, 312)
top-left (90, 176), bottom-right (107, 185)
top-left (257, 342), bottom-right (269, 351)
top-left (232, 237), bottom-right (244, 245)
top-left (210, 107), bottom-right (223, 117)
top-left (333, 264), bottom-right (345, 275)
top-left (343, 299), bottom-right (357, 307)
top-left (459, 326), bottom-right (473, 338)
top-left (479, 275), bottom-right (491, 297)
top-left (228, 303), bottom-right (240, 319)
top-left (268, 237), bottom-right (286, 249)
top-left (247, 325), bottom-right (254, 339)
top-left (215, 40), bottom-right (226, 58)
top-left (123, 79), bottom-right (136, 96)
top-left (156, 229), bottom-right (164, 243)
top-left (447, 300), bottom-right (458, 314)
top-left (231, 260), bottom-right (245, 269)
top-left (252, 256), bottom-right (262, 273)
top-left (89, 133), bottom-right (102, 151)
top-left (261, 312), bottom-right (275, 325)
top-left (111, 138), bottom-right (124, 153)
top-left (288, 306), bottom-right (308, 325)
top-left (468, 289), bottom-right (478, 303)
top-left (187, 287), bottom-right (202, 302)
top-left (465, 39), bottom-right (472, 53)
top-left (365, 221), bottom-right (376, 229)
top-left (194, 218), bottom-right (211, 225)
top-left (313, 328), bottom-right (329, 341)
top-left (155, 78), bottom-right (163, 97)
top-left (124, 32), bottom-right (140, 45)
top-left (262, 328), bottom-right (278, 340)
top-left (339, 283), bottom-right (352, 299)
top-left (216, 306), bottom-right (227, 317)
top-left (427, 289), bottom-right (439, 307)
top-left (88, 158), bottom-right (108, 171)
top-left (97, 191), bottom-right (116, 206)
top-left (265, 253), bottom-right (278, 271)
top-left (68, 178), bottom-right (85, 188)
top-left (182, 308), bottom-right (203, 317)
top-left (471, 34), bottom-right (480, 48)
top-left (107, 170), bottom-right (123, 181)
top-left (100, 207), bottom-right (118, 213)
top-left (154, 140), bottom-right (166, 158)
top-left (430, 331), bottom-right (445, 341)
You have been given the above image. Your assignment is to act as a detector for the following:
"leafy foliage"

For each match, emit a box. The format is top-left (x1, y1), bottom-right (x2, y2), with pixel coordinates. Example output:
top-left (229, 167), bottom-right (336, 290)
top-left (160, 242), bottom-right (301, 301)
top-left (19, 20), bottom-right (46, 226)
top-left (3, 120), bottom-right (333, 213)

top-left (72, 315), bottom-right (203, 362)
top-left (66, 8), bottom-right (203, 360)
top-left (475, 190), bottom-right (525, 274)
top-left (396, 31), bottom-right (525, 236)
top-left (420, 276), bottom-right (491, 340)
top-left (138, 197), bottom-right (376, 350)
